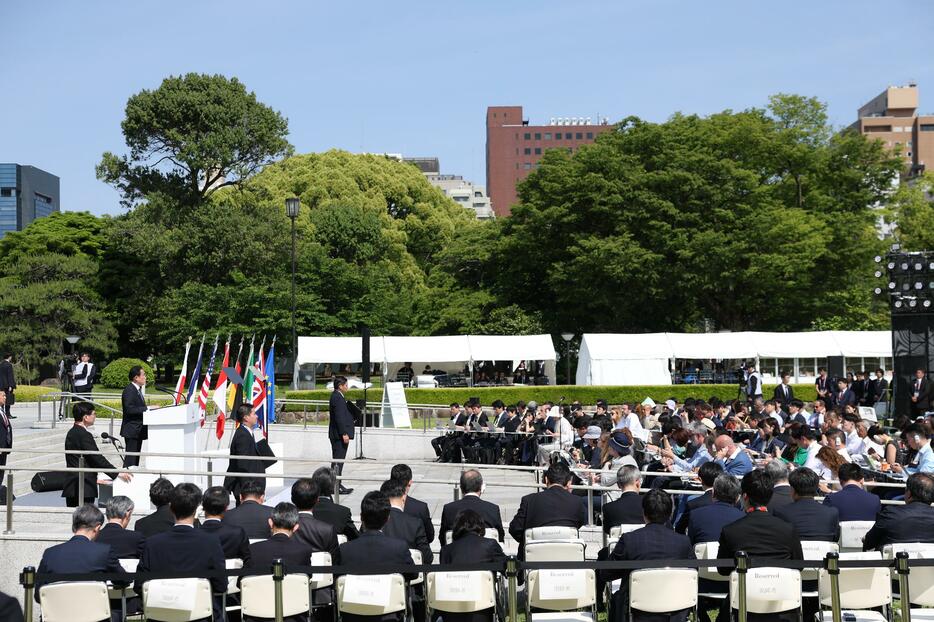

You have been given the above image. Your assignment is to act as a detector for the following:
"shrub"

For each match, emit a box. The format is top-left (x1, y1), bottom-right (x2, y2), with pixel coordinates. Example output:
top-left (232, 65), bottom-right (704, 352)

top-left (100, 358), bottom-right (154, 389)
top-left (11, 385), bottom-right (55, 402)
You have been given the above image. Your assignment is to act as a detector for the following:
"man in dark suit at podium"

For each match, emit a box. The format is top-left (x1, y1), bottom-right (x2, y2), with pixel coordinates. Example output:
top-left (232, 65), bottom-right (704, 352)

top-left (328, 376), bottom-right (355, 495)
top-left (120, 366), bottom-right (149, 468)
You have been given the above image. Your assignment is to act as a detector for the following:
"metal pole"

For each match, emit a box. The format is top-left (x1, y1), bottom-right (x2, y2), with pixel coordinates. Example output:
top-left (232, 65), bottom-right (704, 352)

top-left (272, 557), bottom-right (285, 622)
top-left (37, 396), bottom-right (41, 422)
top-left (825, 551), bottom-right (842, 622)
top-left (290, 216), bottom-right (297, 391)
top-left (335, 483), bottom-right (340, 506)
top-left (735, 551), bottom-right (748, 622)
top-left (505, 555), bottom-right (519, 622)
top-left (77, 455), bottom-right (85, 505)
top-left (896, 551), bottom-right (912, 622)
top-left (4, 472), bottom-right (13, 534)
top-left (453, 485), bottom-right (460, 502)
top-left (20, 566), bottom-right (35, 622)
top-left (207, 459), bottom-right (213, 489)
top-left (586, 486), bottom-right (594, 526)
top-left (303, 404), bottom-right (307, 430)
top-left (565, 340), bottom-right (571, 385)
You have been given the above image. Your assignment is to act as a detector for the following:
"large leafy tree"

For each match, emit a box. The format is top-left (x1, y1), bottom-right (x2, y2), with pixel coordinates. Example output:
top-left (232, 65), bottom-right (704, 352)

top-left (0, 211), bottom-right (111, 263)
top-left (96, 73), bottom-right (292, 208)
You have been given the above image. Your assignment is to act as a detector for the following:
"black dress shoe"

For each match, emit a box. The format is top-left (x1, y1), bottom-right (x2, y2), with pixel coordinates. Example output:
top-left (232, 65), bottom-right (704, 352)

top-left (339, 485), bottom-right (354, 495)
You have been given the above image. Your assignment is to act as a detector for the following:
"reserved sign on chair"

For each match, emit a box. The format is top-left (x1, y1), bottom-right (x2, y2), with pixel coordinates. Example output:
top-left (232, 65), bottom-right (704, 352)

top-left (435, 572), bottom-right (481, 600)
top-left (343, 575), bottom-right (392, 605)
top-left (539, 569), bottom-right (585, 600)
top-left (147, 579), bottom-right (198, 611)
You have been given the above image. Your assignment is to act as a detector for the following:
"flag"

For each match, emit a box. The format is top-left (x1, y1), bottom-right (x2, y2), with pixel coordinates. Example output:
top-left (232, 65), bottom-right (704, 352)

top-left (251, 337), bottom-right (268, 436)
top-left (265, 338), bottom-right (276, 427)
top-left (227, 336), bottom-right (244, 414)
top-left (185, 336), bottom-right (205, 404)
top-left (197, 336), bottom-right (219, 426)
top-left (173, 338), bottom-right (192, 405)
top-left (213, 338), bottom-right (231, 439)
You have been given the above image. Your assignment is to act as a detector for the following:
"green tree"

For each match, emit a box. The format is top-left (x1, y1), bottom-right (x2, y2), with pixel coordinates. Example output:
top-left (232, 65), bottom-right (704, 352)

top-left (890, 172), bottom-right (934, 249)
top-left (0, 211), bottom-right (111, 263)
top-left (97, 73), bottom-right (292, 208)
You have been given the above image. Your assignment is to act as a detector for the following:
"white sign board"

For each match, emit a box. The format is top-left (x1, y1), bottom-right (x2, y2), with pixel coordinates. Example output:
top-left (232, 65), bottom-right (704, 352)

top-left (537, 569), bottom-right (586, 601)
top-left (435, 572), bottom-right (481, 601)
top-left (145, 578), bottom-right (198, 611)
top-left (380, 382), bottom-right (411, 428)
top-left (342, 574), bottom-right (392, 605)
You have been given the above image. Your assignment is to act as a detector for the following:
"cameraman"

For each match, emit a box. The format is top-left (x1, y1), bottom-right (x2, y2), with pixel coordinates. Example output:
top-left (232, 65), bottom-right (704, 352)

top-left (744, 361), bottom-right (763, 405)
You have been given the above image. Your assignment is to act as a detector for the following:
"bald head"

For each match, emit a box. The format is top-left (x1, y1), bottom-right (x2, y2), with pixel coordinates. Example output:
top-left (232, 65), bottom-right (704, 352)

top-left (714, 434), bottom-right (735, 453)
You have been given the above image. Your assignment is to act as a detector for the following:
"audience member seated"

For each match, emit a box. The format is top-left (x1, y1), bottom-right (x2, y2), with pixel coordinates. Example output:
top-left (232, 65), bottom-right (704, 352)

top-left (822, 463), bottom-right (881, 521)
top-left (674, 462), bottom-right (722, 534)
top-left (96, 495), bottom-right (145, 559)
top-left (136, 483), bottom-right (227, 622)
top-left (891, 424), bottom-right (934, 475)
top-left (508, 462), bottom-right (587, 555)
top-left (135, 477), bottom-right (188, 537)
top-left (713, 434), bottom-right (754, 476)
top-left (246, 502), bottom-right (314, 573)
top-left (200, 485), bottom-right (250, 562)
top-left (773, 467), bottom-right (840, 542)
top-left (603, 465), bottom-right (645, 534)
top-left (310, 466), bottom-right (359, 542)
top-left (606, 490), bottom-right (695, 622)
top-left (0, 590), bottom-right (23, 622)
top-left (863, 472), bottom-right (934, 550)
top-left (440, 510), bottom-right (506, 622)
top-left (291, 477), bottom-right (340, 558)
top-left (379, 479), bottom-right (432, 564)
top-left (439, 469), bottom-right (505, 545)
top-left (391, 464), bottom-right (435, 543)
top-left (688, 474), bottom-right (744, 545)
top-left (222, 478), bottom-right (272, 540)
top-left (764, 460), bottom-right (793, 513)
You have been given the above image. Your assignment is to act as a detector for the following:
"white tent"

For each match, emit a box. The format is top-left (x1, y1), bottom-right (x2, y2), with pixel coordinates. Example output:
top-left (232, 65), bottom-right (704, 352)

top-left (382, 335), bottom-right (472, 380)
top-left (668, 332), bottom-right (757, 360)
top-left (749, 331), bottom-right (842, 358)
top-left (830, 331), bottom-right (892, 358)
top-left (575, 333), bottom-right (673, 386)
top-left (468, 334), bottom-right (558, 384)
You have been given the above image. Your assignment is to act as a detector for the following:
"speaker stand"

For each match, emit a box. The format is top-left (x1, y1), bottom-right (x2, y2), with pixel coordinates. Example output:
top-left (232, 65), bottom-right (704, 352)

top-left (354, 385), bottom-right (374, 460)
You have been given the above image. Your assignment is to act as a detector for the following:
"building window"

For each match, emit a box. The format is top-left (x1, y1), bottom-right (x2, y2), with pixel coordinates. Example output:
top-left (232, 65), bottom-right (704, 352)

top-left (534, 147), bottom-right (542, 155)
top-left (524, 162), bottom-right (532, 170)
top-left (921, 124), bottom-right (934, 132)
top-left (576, 132), bottom-right (583, 139)
top-left (524, 132), bottom-right (531, 140)
top-left (544, 133), bottom-right (552, 140)
top-left (524, 147), bottom-right (531, 155)
top-left (534, 133), bottom-right (541, 140)
top-left (586, 132), bottom-right (593, 139)
top-left (0, 188), bottom-right (11, 197)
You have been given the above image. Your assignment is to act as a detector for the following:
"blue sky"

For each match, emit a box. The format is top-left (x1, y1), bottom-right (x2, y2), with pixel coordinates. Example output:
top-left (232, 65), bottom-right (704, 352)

top-left (1, 1), bottom-right (933, 216)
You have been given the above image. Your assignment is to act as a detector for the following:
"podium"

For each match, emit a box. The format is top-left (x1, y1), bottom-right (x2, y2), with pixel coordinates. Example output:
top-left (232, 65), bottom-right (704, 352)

top-left (143, 401), bottom-right (200, 478)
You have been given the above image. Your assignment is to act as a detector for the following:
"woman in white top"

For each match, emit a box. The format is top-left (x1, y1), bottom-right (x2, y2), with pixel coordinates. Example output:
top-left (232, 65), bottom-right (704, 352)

top-left (594, 430), bottom-right (638, 500)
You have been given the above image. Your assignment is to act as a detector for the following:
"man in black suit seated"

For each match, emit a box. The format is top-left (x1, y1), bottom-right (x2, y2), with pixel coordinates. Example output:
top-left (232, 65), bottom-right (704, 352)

top-left (764, 459), bottom-right (794, 513)
top-left (379, 480), bottom-right (432, 563)
top-left (509, 461), bottom-right (586, 556)
top-left (291, 477), bottom-right (340, 558)
top-left (62, 401), bottom-right (132, 507)
top-left (391, 464), bottom-right (435, 543)
top-left (201, 485), bottom-right (250, 562)
top-left (222, 477), bottom-right (272, 540)
top-left (688, 474), bottom-right (744, 545)
top-left (605, 490), bottom-right (695, 622)
top-left (136, 483), bottom-right (226, 622)
top-left (135, 477), bottom-right (189, 538)
top-left (773, 467), bottom-right (840, 541)
top-left (822, 462), bottom-right (881, 521)
top-left (718, 470), bottom-right (803, 622)
top-left (246, 501), bottom-right (314, 572)
top-left (338, 491), bottom-right (416, 622)
top-left (36, 504), bottom-right (128, 620)
top-left (96, 495), bottom-right (145, 559)
top-left (603, 465), bottom-right (645, 534)
top-left (120, 365), bottom-right (149, 468)
top-left (440, 510), bottom-right (506, 622)
top-left (864, 472), bottom-right (934, 550)
top-left (439, 469), bottom-right (504, 546)
top-left (674, 462), bottom-right (722, 534)
top-left (223, 405), bottom-right (276, 505)
top-left (0, 590), bottom-right (23, 622)
top-left (311, 466), bottom-right (360, 541)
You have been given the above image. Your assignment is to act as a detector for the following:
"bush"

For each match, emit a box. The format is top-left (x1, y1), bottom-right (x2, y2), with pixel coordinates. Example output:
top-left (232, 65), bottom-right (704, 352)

top-left (100, 358), bottom-right (154, 389)
top-left (11, 385), bottom-right (55, 402)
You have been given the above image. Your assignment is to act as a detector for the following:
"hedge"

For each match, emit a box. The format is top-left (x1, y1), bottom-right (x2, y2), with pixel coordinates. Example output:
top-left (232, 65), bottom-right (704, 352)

top-left (283, 383), bottom-right (818, 411)
top-left (10, 385), bottom-right (55, 403)
top-left (100, 358), bottom-right (154, 389)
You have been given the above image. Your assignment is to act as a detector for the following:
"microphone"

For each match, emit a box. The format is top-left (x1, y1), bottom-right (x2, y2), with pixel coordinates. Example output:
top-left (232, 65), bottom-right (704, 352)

top-left (154, 385), bottom-right (185, 401)
top-left (101, 432), bottom-right (122, 445)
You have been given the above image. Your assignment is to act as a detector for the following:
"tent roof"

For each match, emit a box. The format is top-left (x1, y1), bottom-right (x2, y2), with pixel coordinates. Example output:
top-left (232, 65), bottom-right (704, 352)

top-left (579, 333), bottom-right (673, 360)
top-left (295, 336), bottom-right (386, 365)
top-left (668, 332), bottom-right (758, 359)
top-left (749, 331), bottom-right (842, 358)
top-left (468, 334), bottom-right (556, 362)
top-left (382, 335), bottom-right (471, 364)
top-left (830, 331), bottom-right (892, 358)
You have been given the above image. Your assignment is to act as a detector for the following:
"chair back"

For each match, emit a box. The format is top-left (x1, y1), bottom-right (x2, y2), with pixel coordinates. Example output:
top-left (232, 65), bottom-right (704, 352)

top-left (337, 574), bottom-right (407, 616)
top-left (409, 549), bottom-right (424, 585)
top-left (225, 558), bottom-right (243, 595)
top-left (310, 551), bottom-right (333, 589)
top-left (630, 569), bottom-right (697, 613)
top-left (426, 571), bottom-right (496, 613)
top-left (525, 526), bottom-right (579, 542)
top-left (839, 521), bottom-right (875, 552)
top-left (608, 524), bottom-right (644, 539)
top-left (107, 558), bottom-right (141, 600)
top-left (39, 581), bottom-right (111, 622)
top-left (882, 542), bottom-right (934, 607)
top-left (730, 568), bottom-right (801, 614)
top-left (337, 534), bottom-right (348, 546)
top-left (527, 569), bottom-right (596, 611)
top-left (241, 573), bottom-right (310, 618)
top-left (119, 558), bottom-right (140, 573)
top-left (524, 539), bottom-right (586, 562)
top-left (483, 528), bottom-right (499, 540)
top-left (800, 541), bottom-right (839, 582)
top-left (818, 566), bottom-right (891, 610)
top-left (142, 578), bottom-right (214, 621)
top-left (248, 538), bottom-right (266, 545)
top-left (694, 542), bottom-right (728, 583)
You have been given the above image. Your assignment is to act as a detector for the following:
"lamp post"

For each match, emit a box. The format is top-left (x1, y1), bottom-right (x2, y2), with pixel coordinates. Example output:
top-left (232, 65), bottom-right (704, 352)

top-left (561, 333), bottom-right (574, 385)
top-left (285, 197), bottom-right (301, 389)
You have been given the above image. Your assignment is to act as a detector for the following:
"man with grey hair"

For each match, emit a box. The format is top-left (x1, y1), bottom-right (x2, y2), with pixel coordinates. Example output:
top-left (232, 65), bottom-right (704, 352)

top-left (765, 459), bottom-right (794, 512)
top-left (688, 474), bottom-right (744, 545)
top-left (96, 495), bottom-right (145, 559)
top-left (601, 464), bottom-right (643, 534)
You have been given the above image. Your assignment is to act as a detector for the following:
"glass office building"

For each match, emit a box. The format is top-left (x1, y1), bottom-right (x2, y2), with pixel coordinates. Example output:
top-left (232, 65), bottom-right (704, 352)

top-left (0, 164), bottom-right (60, 236)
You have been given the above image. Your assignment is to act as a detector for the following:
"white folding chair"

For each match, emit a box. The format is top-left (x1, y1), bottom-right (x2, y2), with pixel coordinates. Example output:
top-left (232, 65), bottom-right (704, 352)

top-left (39, 581), bottom-right (111, 622)
top-left (817, 564), bottom-right (891, 622)
top-left (882, 542), bottom-right (934, 618)
top-left (241, 573), bottom-right (310, 620)
top-left (524, 540), bottom-right (586, 562)
top-left (607, 524), bottom-right (643, 540)
top-left (800, 541), bottom-right (840, 597)
top-left (525, 526), bottom-right (579, 542)
top-left (426, 571), bottom-right (496, 618)
top-left (107, 558), bottom-right (140, 619)
top-left (443, 528), bottom-right (500, 544)
top-left (526, 568), bottom-right (597, 622)
top-left (249, 538), bottom-right (266, 545)
top-left (142, 578), bottom-right (214, 621)
top-left (839, 521), bottom-right (876, 553)
top-left (629, 569), bottom-right (697, 620)
top-left (409, 549), bottom-right (424, 586)
top-left (222, 557), bottom-right (244, 617)
top-left (694, 542), bottom-right (729, 599)
top-left (730, 568), bottom-right (802, 617)
top-left (337, 573), bottom-right (407, 619)
top-left (310, 551), bottom-right (334, 590)
top-left (336, 534), bottom-right (348, 546)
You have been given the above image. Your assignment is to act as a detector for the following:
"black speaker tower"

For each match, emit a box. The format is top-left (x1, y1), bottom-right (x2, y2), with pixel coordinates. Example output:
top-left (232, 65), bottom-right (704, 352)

top-left (355, 325), bottom-right (375, 459)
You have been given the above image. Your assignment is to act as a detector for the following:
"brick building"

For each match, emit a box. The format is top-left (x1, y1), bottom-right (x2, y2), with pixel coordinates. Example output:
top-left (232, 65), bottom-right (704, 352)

top-left (852, 83), bottom-right (934, 177)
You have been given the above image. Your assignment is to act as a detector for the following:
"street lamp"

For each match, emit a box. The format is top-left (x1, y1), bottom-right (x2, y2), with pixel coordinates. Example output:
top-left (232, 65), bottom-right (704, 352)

top-left (285, 198), bottom-right (301, 388)
top-left (561, 333), bottom-right (574, 385)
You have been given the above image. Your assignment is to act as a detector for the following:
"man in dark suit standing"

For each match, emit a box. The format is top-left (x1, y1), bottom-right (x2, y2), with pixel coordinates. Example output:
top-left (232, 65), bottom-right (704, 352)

top-left (96, 495), bottom-right (145, 558)
top-left (120, 365), bottom-right (148, 468)
top-left (823, 463), bottom-right (881, 521)
top-left (772, 372), bottom-right (794, 412)
top-left (391, 464), bottom-right (434, 543)
top-left (508, 462), bottom-right (586, 555)
top-left (311, 467), bottom-right (359, 541)
top-left (200, 485), bottom-right (250, 562)
top-left (223, 404), bottom-right (276, 504)
top-left (439, 469), bottom-right (504, 545)
top-left (871, 369), bottom-right (889, 406)
top-left (136, 483), bottom-right (226, 621)
top-left (834, 377), bottom-right (857, 409)
top-left (606, 490), bottom-right (695, 622)
top-left (764, 460), bottom-right (794, 513)
top-left (222, 478), bottom-right (272, 540)
top-left (0, 353), bottom-right (15, 420)
top-left (910, 368), bottom-right (931, 418)
top-left (291, 477), bottom-right (340, 557)
top-left (63, 402), bottom-right (131, 507)
top-left (864, 473), bottom-right (934, 550)
top-left (688, 474), bottom-right (744, 545)
top-left (134, 477), bottom-right (179, 538)
top-left (815, 368), bottom-right (832, 408)
top-left (674, 462), bottom-right (722, 534)
top-left (246, 501), bottom-right (314, 571)
top-left (603, 465), bottom-right (646, 534)
top-left (773, 468), bottom-right (840, 541)
top-left (379, 480), bottom-right (432, 564)
top-left (328, 376), bottom-right (355, 495)
top-left (0, 391), bottom-right (11, 488)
